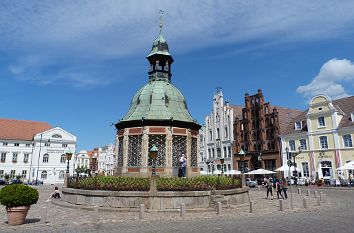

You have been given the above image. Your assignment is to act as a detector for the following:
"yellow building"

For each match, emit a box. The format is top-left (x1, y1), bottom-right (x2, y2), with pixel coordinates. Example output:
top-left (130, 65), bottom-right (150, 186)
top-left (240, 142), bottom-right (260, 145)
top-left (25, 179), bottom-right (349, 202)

top-left (281, 94), bottom-right (354, 181)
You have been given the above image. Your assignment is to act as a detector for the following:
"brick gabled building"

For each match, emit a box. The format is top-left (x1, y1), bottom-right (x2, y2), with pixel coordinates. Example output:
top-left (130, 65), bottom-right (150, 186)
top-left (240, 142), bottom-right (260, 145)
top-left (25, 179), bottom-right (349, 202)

top-left (233, 89), bottom-right (301, 174)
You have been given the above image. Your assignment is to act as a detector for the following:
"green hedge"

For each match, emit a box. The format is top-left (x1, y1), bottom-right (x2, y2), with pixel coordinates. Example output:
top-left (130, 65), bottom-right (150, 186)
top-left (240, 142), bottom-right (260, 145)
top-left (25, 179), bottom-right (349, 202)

top-left (69, 176), bottom-right (241, 192)
top-left (69, 176), bottom-right (150, 191)
top-left (157, 176), bottom-right (241, 191)
top-left (0, 184), bottom-right (39, 208)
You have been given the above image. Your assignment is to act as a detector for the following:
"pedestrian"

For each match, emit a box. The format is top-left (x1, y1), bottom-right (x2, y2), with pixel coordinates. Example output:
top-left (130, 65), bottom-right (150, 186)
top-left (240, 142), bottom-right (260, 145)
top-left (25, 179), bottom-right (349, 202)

top-left (179, 154), bottom-right (187, 177)
top-left (276, 179), bottom-right (284, 199)
top-left (266, 177), bottom-right (273, 200)
top-left (349, 173), bottom-right (353, 188)
top-left (282, 178), bottom-right (288, 199)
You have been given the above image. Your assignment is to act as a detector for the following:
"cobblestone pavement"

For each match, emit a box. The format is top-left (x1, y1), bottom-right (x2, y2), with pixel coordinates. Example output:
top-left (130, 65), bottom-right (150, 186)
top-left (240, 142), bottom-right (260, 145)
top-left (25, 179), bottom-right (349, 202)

top-left (0, 185), bottom-right (352, 233)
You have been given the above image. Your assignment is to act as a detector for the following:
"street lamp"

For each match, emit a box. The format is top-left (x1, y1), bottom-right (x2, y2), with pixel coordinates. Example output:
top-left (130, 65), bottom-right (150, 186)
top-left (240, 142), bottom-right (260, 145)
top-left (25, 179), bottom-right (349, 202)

top-left (220, 157), bottom-right (225, 175)
top-left (258, 153), bottom-right (262, 169)
top-left (149, 144), bottom-right (158, 176)
top-left (66, 152), bottom-right (73, 174)
top-left (206, 159), bottom-right (211, 173)
top-left (239, 149), bottom-right (246, 187)
top-left (285, 146), bottom-right (302, 210)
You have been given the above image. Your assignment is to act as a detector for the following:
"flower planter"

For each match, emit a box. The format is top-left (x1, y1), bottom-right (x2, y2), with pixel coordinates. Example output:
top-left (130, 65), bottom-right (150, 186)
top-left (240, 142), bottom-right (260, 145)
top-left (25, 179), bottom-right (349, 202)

top-left (6, 206), bottom-right (30, 226)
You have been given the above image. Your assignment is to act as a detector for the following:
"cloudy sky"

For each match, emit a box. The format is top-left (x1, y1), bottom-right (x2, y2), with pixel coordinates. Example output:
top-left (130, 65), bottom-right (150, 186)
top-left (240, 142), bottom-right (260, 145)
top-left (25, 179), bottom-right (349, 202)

top-left (1, 1), bottom-right (354, 150)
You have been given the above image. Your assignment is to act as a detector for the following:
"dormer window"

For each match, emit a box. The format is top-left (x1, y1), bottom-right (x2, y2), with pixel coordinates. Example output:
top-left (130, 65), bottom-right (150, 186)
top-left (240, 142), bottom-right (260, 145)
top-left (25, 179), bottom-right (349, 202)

top-left (295, 121), bottom-right (302, 130)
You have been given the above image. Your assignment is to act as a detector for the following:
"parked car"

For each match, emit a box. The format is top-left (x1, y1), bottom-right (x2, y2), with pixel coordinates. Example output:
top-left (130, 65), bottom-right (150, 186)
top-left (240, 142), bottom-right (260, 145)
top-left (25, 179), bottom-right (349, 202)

top-left (0, 179), bottom-right (7, 185)
top-left (246, 178), bottom-right (257, 187)
top-left (9, 179), bottom-right (23, 185)
top-left (31, 180), bottom-right (43, 185)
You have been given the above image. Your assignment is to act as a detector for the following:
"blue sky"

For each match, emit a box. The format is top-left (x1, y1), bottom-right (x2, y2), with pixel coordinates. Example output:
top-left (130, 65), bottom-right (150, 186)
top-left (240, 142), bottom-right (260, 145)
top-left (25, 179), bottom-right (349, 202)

top-left (1, 1), bottom-right (354, 151)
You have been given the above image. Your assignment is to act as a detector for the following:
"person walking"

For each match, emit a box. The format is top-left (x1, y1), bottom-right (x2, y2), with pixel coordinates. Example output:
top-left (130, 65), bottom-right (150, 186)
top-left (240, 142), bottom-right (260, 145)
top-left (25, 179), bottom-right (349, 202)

top-left (282, 178), bottom-right (288, 199)
top-left (276, 179), bottom-right (284, 199)
top-left (349, 173), bottom-right (353, 188)
top-left (266, 177), bottom-right (273, 200)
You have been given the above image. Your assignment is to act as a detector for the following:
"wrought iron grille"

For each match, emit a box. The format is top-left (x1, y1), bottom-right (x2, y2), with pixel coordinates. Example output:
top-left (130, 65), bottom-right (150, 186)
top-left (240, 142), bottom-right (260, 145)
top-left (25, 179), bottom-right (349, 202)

top-left (172, 136), bottom-right (186, 168)
top-left (191, 137), bottom-right (198, 167)
top-left (128, 135), bottom-right (142, 167)
top-left (117, 137), bottom-right (123, 167)
top-left (148, 135), bottom-right (166, 166)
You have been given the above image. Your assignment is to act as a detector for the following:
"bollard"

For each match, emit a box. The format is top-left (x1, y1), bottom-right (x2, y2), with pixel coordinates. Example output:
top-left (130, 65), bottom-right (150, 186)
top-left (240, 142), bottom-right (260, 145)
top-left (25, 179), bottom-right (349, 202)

top-left (316, 197), bottom-right (321, 206)
top-left (322, 194), bottom-right (326, 203)
top-left (306, 189), bottom-right (310, 196)
top-left (216, 202), bottom-right (222, 215)
top-left (249, 201), bottom-right (254, 213)
top-left (314, 190), bottom-right (317, 198)
top-left (92, 206), bottom-right (99, 224)
top-left (279, 199), bottom-right (284, 211)
top-left (303, 198), bottom-right (307, 209)
top-left (320, 192), bottom-right (323, 201)
top-left (40, 206), bottom-right (47, 224)
top-left (180, 203), bottom-right (186, 218)
top-left (139, 204), bottom-right (145, 219)
top-left (258, 186), bottom-right (261, 192)
top-left (297, 188), bottom-right (301, 194)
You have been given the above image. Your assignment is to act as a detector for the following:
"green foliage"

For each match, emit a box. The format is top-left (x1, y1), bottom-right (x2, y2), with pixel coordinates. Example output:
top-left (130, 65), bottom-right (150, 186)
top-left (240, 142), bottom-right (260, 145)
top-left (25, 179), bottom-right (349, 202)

top-left (0, 184), bottom-right (39, 207)
top-left (157, 176), bottom-right (241, 191)
top-left (75, 165), bottom-right (88, 174)
top-left (69, 176), bottom-right (150, 191)
top-left (15, 175), bottom-right (21, 180)
top-left (4, 174), bottom-right (10, 180)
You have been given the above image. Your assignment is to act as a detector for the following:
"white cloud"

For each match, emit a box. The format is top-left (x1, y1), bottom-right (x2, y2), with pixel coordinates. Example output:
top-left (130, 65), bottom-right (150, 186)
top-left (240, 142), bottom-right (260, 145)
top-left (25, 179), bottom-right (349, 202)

top-left (2, 1), bottom-right (354, 86)
top-left (296, 58), bottom-right (354, 99)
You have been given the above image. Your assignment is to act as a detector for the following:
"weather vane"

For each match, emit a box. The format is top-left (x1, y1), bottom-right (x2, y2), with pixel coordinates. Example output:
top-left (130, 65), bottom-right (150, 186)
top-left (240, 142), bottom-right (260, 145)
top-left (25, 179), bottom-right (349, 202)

top-left (159, 10), bottom-right (164, 31)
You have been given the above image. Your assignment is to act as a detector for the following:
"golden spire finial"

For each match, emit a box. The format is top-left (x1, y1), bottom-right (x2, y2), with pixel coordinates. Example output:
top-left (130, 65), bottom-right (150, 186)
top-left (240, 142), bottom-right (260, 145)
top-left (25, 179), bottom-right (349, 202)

top-left (159, 10), bottom-right (164, 32)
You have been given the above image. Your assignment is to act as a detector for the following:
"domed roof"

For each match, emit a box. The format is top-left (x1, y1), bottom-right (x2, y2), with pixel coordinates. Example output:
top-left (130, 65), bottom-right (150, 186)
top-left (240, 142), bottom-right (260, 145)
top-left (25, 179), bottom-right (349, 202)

top-left (121, 80), bottom-right (194, 122)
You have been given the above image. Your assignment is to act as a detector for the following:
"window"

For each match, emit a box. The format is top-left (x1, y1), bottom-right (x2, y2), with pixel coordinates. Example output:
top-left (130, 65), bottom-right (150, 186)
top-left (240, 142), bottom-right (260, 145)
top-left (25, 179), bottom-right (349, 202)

top-left (223, 147), bottom-right (227, 157)
top-left (10, 170), bottom-right (16, 178)
top-left (295, 121), bottom-right (302, 130)
top-left (3, 142), bottom-right (7, 146)
top-left (212, 148), bottom-right (215, 158)
top-left (60, 154), bottom-right (66, 163)
top-left (23, 153), bottom-right (29, 163)
top-left (289, 140), bottom-right (296, 151)
top-left (209, 130), bottom-right (212, 141)
top-left (45, 143), bottom-right (50, 147)
top-left (25, 144), bottom-right (31, 147)
top-left (225, 126), bottom-right (228, 138)
top-left (343, 134), bottom-right (353, 148)
top-left (21, 170), bottom-right (27, 178)
top-left (208, 149), bottom-right (211, 159)
top-left (59, 171), bottom-right (64, 179)
top-left (14, 143), bottom-right (19, 147)
top-left (319, 136), bottom-right (328, 149)
top-left (12, 153), bottom-right (18, 162)
top-left (302, 162), bottom-right (309, 177)
top-left (62, 144), bottom-right (68, 148)
top-left (41, 171), bottom-right (47, 179)
top-left (318, 116), bottom-right (325, 127)
top-left (43, 153), bottom-right (49, 163)
top-left (228, 147), bottom-right (231, 158)
top-left (300, 139), bottom-right (307, 150)
top-left (217, 128), bottom-right (220, 139)
top-left (1, 153), bottom-right (6, 162)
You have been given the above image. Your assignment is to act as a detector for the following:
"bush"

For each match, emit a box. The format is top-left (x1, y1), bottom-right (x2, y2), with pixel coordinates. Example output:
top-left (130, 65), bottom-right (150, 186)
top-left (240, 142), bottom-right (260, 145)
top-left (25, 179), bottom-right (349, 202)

top-left (68, 176), bottom-right (150, 191)
top-left (0, 184), bottom-right (39, 208)
top-left (157, 176), bottom-right (241, 191)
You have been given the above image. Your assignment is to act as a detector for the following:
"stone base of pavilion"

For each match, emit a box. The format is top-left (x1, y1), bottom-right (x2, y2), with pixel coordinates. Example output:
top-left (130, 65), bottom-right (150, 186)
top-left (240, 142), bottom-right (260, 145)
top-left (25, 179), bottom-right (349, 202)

top-left (61, 187), bottom-right (250, 211)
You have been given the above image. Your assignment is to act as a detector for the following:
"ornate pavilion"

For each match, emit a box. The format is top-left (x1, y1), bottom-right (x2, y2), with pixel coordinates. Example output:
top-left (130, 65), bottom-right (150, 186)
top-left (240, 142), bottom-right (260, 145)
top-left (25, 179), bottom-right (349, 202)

top-left (115, 21), bottom-right (201, 177)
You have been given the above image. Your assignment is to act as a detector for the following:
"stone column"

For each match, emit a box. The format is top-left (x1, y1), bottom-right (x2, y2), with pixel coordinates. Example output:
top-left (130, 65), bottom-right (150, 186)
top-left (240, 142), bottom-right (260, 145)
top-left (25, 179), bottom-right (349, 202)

top-left (165, 127), bottom-right (173, 176)
top-left (122, 129), bottom-right (129, 174)
top-left (186, 129), bottom-right (192, 177)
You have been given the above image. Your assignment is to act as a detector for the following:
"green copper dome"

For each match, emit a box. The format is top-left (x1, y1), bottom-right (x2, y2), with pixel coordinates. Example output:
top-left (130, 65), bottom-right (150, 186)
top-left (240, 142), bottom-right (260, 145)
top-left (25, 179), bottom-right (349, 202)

top-left (116, 24), bottom-right (200, 131)
top-left (121, 80), bottom-right (194, 122)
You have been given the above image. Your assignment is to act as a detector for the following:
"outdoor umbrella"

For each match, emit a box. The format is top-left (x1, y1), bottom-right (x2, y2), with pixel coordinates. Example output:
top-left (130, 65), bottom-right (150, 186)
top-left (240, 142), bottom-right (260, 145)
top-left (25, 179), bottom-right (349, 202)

top-left (224, 170), bottom-right (241, 175)
top-left (337, 161), bottom-right (354, 170)
top-left (245, 168), bottom-right (276, 175)
top-left (275, 164), bottom-right (301, 172)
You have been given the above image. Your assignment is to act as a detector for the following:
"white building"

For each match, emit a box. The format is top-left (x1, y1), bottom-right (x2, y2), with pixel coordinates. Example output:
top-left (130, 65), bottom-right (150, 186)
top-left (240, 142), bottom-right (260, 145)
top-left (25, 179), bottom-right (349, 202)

top-left (74, 150), bottom-right (90, 171)
top-left (0, 119), bottom-right (76, 184)
top-left (200, 88), bottom-right (242, 173)
top-left (98, 145), bottom-right (115, 176)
